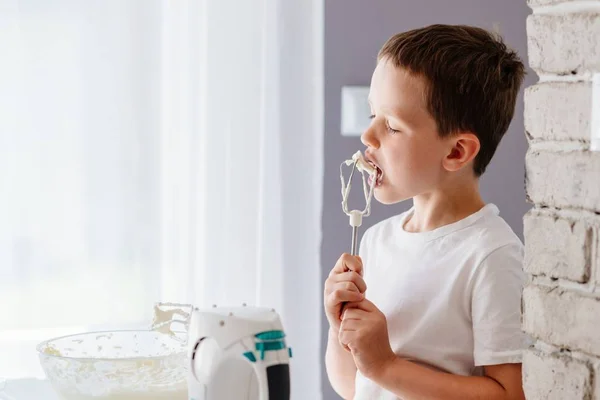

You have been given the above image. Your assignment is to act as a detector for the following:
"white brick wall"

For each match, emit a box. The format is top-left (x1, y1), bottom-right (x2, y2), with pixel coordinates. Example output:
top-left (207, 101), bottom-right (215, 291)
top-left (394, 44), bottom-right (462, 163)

top-left (524, 82), bottom-right (591, 142)
top-left (527, 13), bottom-right (600, 75)
top-left (523, 211), bottom-right (592, 282)
top-left (523, 285), bottom-right (600, 355)
top-left (526, 150), bottom-right (600, 211)
top-left (595, 232), bottom-right (600, 285)
top-left (525, 1), bottom-right (600, 398)
top-left (527, 0), bottom-right (578, 6)
top-left (523, 350), bottom-right (591, 400)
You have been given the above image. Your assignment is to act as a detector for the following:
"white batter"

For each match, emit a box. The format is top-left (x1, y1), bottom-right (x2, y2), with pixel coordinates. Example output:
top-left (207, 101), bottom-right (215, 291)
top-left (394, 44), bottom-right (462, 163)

top-left (54, 385), bottom-right (187, 400)
top-left (40, 327), bottom-right (189, 400)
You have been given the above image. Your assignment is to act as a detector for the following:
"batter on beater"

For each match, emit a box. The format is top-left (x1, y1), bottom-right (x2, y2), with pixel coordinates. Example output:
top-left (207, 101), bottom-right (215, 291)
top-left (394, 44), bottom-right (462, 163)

top-left (324, 24), bottom-right (527, 400)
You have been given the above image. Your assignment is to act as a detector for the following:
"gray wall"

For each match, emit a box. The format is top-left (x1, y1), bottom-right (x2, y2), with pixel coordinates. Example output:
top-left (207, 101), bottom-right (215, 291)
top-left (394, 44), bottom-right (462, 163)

top-left (320, 1), bottom-right (535, 398)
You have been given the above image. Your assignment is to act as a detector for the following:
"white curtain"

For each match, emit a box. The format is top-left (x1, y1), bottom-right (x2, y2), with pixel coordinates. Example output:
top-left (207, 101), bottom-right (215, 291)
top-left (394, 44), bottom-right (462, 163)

top-left (0, 1), bottom-right (323, 399)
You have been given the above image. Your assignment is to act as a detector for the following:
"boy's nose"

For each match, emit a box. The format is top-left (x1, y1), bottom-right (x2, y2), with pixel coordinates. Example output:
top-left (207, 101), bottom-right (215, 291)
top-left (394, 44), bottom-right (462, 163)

top-left (361, 124), bottom-right (379, 149)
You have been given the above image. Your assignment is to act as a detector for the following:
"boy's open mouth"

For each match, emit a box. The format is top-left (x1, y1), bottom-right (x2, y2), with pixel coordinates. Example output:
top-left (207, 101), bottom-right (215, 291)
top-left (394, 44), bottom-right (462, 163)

top-left (367, 161), bottom-right (383, 186)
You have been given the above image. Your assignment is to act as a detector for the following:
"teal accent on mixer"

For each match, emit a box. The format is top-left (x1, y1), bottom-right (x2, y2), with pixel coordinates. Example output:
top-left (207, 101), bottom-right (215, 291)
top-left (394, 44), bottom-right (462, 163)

top-left (256, 340), bottom-right (286, 360)
top-left (255, 330), bottom-right (285, 340)
top-left (244, 346), bottom-right (292, 362)
top-left (250, 330), bottom-right (292, 360)
top-left (243, 351), bottom-right (257, 363)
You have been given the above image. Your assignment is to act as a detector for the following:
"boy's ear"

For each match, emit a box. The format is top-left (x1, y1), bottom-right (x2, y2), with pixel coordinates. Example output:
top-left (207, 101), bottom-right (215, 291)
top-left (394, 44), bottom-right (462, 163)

top-left (442, 132), bottom-right (480, 173)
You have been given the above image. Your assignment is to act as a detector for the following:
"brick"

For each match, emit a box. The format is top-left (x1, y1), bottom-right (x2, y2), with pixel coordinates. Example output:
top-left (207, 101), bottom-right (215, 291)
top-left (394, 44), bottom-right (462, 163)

top-left (523, 350), bottom-right (591, 400)
top-left (524, 82), bottom-right (591, 143)
top-left (524, 211), bottom-right (592, 282)
top-left (527, 13), bottom-right (600, 74)
top-left (593, 363), bottom-right (600, 400)
top-left (526, 150), bottom-right (600, 213)
top-left (597, 232), bottom-right (600, 285)
top-left (528, 0), bottom-right (580, 6)
top-left (523, 285), bottom-right (600, 355)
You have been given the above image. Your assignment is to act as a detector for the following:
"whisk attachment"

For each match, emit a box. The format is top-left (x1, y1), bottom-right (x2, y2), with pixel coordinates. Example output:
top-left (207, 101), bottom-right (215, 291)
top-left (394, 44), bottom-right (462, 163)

top-left (151, 302), bottom-right (193, 342)
top-left (340, 151), bottom-right (378, 255)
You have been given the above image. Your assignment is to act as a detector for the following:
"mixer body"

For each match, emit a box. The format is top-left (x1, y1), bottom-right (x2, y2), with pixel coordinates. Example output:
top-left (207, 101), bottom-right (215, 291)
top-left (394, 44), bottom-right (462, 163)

top-left (187, 306), bottom-right (291, 400)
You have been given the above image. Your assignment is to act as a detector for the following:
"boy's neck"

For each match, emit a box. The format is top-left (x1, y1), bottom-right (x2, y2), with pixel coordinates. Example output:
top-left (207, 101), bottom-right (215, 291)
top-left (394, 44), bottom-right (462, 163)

top-left (404, 177), bottom-right (485, 233)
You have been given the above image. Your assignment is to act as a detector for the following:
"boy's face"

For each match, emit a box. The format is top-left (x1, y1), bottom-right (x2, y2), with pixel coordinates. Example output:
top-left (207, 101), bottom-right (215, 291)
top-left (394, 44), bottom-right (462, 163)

top-left (362, 59), bottom-right (451, 205)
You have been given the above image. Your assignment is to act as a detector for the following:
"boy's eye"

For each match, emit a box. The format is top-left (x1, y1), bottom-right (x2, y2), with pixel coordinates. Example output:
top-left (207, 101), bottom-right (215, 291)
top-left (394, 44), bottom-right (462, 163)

top-left (370, 114), bottom-right (400, 133)
top-left (386, 121), bottom-right (400, 134)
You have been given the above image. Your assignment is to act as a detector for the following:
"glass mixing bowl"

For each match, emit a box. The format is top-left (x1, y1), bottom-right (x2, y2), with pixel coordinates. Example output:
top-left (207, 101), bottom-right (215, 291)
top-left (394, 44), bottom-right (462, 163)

top-left (37, 330), bottom-right (188, 400)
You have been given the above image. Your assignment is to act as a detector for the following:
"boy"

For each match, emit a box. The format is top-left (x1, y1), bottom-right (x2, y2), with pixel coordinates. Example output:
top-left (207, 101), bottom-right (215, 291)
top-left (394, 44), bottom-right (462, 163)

top-left (324, 25), bottom-right (527, 400)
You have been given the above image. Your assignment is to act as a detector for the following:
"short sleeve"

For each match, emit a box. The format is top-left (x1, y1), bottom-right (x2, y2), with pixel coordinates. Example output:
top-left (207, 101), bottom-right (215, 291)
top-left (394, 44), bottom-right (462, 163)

top-left (472, 243), bottom-right (527, 366)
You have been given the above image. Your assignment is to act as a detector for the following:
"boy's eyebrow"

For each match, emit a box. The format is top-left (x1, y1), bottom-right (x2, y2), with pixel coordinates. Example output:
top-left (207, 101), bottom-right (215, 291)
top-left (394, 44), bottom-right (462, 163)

top-left (369, 100), bottom-right (406, 121)
top-left (378, 104), bottom-right (419, 129)
top-left (369, 95), bottom-right (424, 126)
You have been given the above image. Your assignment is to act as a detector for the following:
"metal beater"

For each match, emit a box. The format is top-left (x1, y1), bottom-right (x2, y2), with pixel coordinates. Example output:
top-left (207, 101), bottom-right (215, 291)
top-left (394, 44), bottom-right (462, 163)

top-left (340, 150), bottom-right (378, 256)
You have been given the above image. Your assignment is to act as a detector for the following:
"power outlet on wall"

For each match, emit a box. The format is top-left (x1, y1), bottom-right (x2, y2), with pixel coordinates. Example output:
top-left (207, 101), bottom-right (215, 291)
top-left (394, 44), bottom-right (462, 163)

top-left (341, 86), bottom-right (371, 137)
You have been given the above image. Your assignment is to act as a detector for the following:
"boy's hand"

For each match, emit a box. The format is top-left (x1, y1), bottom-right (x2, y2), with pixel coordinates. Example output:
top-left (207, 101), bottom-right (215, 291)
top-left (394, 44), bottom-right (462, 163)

top-left (324, 253), bottom-right (366, 332)
top-left (339, 299), bottom-right (396, 379)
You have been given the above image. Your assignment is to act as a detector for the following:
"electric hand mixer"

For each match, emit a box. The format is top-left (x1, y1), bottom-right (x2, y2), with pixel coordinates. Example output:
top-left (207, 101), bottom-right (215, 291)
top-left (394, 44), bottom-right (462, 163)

top-left (142, 152), bottom-right (375, 400)
top-left (158, 304), bottom-right (291, 400)
top-left (340, 150), bottom-right (379, 256)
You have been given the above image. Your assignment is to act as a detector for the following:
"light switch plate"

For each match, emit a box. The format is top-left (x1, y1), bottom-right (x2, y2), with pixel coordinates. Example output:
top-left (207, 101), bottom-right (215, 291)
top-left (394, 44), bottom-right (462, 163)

top-left (341, 86), bottom-right (370, 136)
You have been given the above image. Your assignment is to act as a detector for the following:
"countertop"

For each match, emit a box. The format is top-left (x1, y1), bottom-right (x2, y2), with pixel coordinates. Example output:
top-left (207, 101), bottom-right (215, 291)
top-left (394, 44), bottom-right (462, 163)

top-left (1, 379), bottom-right (58, 400)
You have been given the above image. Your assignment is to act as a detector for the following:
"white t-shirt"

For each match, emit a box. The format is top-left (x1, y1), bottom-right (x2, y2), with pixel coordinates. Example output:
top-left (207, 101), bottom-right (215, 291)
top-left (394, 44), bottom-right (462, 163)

top-left (354, 204), bottom-right (526, 400)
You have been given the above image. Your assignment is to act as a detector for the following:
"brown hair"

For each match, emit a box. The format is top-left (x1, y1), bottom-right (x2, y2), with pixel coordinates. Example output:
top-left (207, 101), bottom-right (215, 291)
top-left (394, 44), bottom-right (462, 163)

top-left (378, 24), bottom-right (525, 176)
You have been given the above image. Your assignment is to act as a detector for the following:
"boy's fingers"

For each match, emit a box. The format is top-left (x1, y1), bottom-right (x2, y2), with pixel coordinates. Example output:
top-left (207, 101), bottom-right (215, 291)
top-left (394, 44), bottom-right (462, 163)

top-left (339, 317), bottom-right (361, 330)
top-left (325, 280), bottom-right (360, 295)
top-left (326, 288), bottom-right (365, 306)
top-left (332, 271), bottom-right (367, 293)
top-left (341, 306), bottom-right (370, 320)
top-left (331, 253), bottom-right (363, 276)
top-left (338, 329), bottom-right (356, 352)
top-left (352, 298), bottom-right (377, 312)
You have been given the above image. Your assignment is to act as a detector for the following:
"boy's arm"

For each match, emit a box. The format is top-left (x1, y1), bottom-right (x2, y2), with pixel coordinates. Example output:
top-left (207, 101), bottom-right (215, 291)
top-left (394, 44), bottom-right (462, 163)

top-left (372, 358), bottom-right (524, 400)
top-left (325, 327), bottom-right (357, 400)
top-left (339, 299), bottom-right (525, 400)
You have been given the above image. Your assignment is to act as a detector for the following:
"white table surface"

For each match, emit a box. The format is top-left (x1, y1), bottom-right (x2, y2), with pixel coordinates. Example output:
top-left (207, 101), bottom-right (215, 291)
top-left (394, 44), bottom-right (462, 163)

top-left (1, 379), bottom-right (59, 400)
